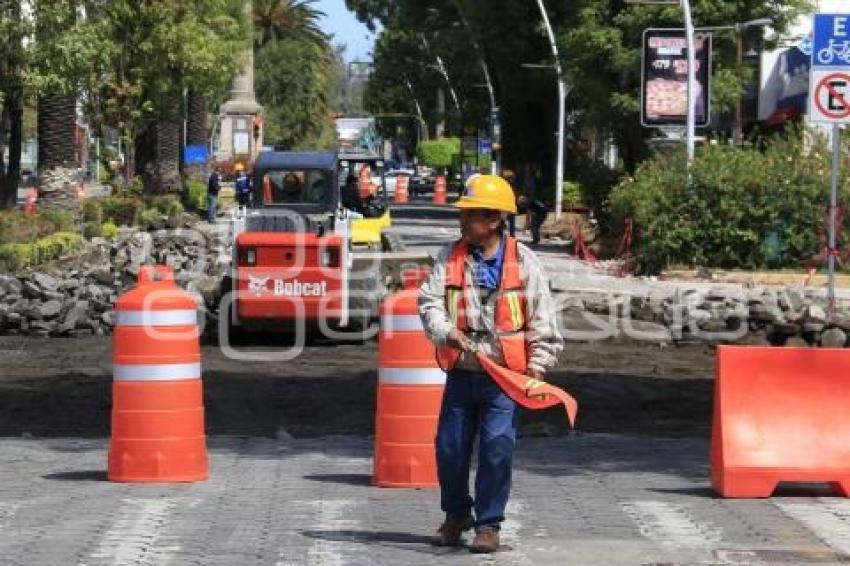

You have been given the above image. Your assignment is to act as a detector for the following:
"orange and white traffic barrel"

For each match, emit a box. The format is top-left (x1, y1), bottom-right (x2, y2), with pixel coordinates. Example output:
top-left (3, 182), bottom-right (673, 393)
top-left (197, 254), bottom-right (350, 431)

top-left (109, 265), bottom-right (208, 482)
top-left (23, 188), bottom-right (37, 215)
top-left (373, 269), bottom-right (443, 488)
top-left (394, 175), bottom-right (410, 204)
top-left (433, 175), bottom-right (447, 204)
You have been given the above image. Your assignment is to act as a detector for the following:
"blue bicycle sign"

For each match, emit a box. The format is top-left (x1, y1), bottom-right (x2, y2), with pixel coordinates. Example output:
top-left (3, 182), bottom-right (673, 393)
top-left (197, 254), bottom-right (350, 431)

top-left (818, 39), bottom-right (850, 65)
top-left (813, 14), bottom-right (850, 68)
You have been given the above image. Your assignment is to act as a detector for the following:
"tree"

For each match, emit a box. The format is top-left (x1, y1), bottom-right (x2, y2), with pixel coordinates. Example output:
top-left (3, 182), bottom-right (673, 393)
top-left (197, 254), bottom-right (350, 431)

top-left (184, 88), bottom-right (210, 181)
top-left (79, 0), bottom-right (248, 193)
top-left (252, 0), bottom-right (326, 50)
top-left (559, 0), bottom-right (811, 172)
top-left (32, 1), bottom-right (81, 211)
top-left (0, 0), bottom-right (28, 210)
top-left (347, 0), bottom-right (812, 188)
top-left (255, 37), bottom-right (334, 149)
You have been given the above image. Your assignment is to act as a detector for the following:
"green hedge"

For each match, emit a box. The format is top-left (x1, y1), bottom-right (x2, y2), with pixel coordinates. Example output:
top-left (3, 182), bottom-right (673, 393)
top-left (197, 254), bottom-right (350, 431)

top-left (0, 232), bottom-right (84, 272)
top-left (148, 194), bottom-right (184, 217)
top-left (417, 138), bottom-right (460, 169)
top-left (0, 210), bottom-right (76, 245)
top-left (610, 132), bottom-right (850, 273)
top-left (97, 196), bottom-right (144, 226)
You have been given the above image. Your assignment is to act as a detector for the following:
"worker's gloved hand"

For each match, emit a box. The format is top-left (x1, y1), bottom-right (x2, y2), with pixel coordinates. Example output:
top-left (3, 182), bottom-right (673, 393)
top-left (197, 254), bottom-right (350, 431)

top-left (446, 328), bottom-right (475, 353)
top-left (525, 369), bottom-right (549, 400)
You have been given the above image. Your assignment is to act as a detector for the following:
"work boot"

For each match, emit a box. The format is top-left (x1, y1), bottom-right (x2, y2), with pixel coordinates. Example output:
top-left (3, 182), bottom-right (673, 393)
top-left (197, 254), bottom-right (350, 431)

top-left (434, 516), bottom-right (473, 547)
top-left (469, 527), bottom-right (500, 553)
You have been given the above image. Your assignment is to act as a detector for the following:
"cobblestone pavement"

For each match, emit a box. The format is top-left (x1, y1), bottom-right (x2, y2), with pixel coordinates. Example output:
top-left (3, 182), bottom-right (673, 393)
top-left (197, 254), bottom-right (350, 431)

top-left (2, 433), bottom-right (849, 565)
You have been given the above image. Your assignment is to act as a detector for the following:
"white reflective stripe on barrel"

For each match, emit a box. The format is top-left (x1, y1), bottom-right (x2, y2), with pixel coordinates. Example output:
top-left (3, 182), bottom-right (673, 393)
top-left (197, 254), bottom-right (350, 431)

top-left (115, 310), bottom-right (198, 327)
top-left (379, 367), bottom-right (446, 385)
top-left (113, 362), bottom-right (202, 381)
top-left (380, 314), bottom-right (423, 332)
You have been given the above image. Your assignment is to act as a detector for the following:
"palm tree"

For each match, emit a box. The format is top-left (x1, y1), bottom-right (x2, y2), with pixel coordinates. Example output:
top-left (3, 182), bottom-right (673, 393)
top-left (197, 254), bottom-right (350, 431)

top-left (36, 3), bottom-right (80, 212)
top-left (252, 0), bottom-right (327, 50)
top-left (135, 86), bottom-right (183, 195)
top-left (183, 89), bottom-right (209, 181)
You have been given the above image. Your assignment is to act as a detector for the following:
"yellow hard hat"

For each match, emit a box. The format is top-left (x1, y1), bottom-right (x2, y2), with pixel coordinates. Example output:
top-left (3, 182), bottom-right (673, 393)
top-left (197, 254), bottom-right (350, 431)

top-left (234, 163), bottom-right (245, 172)
top-left (456, 175), bottom-right (517, 214)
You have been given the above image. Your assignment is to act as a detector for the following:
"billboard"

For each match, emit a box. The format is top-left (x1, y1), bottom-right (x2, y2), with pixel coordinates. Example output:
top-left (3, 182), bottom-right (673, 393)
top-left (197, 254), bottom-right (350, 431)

top-left (642, 29), bottom-right (713, 127)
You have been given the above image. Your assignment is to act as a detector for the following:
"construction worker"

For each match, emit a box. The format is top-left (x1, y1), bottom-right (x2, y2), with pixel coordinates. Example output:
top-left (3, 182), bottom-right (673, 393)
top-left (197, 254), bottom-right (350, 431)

top-left (418, 175), bottom-right (564, 553)
top-left (234, 163), bottom-right (251, 208)
top-left (206, 168), bottom-right (221, 223)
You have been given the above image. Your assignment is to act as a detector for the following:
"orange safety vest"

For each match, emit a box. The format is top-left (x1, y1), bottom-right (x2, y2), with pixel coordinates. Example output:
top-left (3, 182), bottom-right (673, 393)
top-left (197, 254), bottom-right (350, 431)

top-left (435, 236), bottom-right (579, 427)
top-left (436, 236), bottom-right (528, 373)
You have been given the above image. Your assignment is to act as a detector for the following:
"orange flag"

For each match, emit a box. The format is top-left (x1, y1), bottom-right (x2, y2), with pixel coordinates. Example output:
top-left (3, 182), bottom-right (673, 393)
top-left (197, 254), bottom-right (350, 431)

top-left (476, 353), bottom-right (578, 427)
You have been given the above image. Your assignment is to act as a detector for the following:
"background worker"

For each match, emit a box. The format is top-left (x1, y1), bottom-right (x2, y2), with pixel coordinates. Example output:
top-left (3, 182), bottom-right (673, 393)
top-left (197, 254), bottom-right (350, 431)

top-left (234, 164), bottom-right (252, 208)
top-left (206, 167), bottom-right (221, 223)
top-left (418, 175), bottom-right (564, 553)
top-left (517, 194), bottom-right (549, 245)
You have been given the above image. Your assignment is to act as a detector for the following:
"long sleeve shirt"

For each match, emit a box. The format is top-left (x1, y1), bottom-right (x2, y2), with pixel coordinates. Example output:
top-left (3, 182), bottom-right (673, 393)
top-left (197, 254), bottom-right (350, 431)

top-left (418, 240), bottom-right (564, 375)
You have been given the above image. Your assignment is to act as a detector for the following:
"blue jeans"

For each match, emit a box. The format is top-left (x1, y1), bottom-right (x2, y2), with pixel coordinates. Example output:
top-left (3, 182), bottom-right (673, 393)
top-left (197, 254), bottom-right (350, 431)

top-left (435, 368), bottom-right (519, 530)
top-left (207, 194), bottom-right (217, 223)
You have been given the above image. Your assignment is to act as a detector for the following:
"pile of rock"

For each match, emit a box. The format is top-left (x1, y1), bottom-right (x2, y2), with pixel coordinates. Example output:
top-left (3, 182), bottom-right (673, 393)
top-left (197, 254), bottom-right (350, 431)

top-left (0, 271), bottom-right (116, 337)
top-left (0, 222), bottom-right (231, 337)
top-left (551, 283), bottom-right (850, 348)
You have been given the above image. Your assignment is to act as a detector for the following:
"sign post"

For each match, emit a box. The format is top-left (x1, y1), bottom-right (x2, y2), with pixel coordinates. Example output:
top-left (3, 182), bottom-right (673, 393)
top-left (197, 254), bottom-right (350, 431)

top-left (810, 12), bottom-right (850, 319)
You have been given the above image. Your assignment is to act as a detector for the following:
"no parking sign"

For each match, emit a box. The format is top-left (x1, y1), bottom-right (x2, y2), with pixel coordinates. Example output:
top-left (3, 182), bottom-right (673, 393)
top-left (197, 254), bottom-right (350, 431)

top-left (811, 71), bottom-right (850, 122)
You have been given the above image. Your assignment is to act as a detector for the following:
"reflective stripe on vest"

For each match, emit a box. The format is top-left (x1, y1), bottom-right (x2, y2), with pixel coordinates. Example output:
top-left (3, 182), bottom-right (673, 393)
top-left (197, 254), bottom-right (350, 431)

top-left (379, 367), bottom-right (447, 385)
top-left (113, 362), bottom-right (202, 381)
top-left (438, 236), bottom-right (528, 372)
top-left (115, 309), bottom-right (198, 327)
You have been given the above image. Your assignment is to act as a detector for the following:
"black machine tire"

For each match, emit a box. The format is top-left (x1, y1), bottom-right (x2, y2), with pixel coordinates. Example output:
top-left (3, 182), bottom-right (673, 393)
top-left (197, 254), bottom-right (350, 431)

top-left (381, 232), bottom-right (407, 253)
top-left (219, 275), bottom-right (245, 345)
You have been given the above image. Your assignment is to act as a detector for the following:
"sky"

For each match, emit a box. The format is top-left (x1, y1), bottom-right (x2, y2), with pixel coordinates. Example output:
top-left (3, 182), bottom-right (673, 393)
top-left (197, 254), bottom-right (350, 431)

top-left (317, 0), bottom-right (379, 63)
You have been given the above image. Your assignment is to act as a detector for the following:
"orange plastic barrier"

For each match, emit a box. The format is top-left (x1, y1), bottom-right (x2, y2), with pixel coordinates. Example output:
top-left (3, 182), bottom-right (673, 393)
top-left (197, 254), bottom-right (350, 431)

top-left (373, 285), bottom-right (442, 488)
top-left (433, 175), bottom-right (447, 204)
top-left (109, 265), bottom-right (208, 483)
top-left (394, 175), bottom-right (409, 204)
top-left (711, 345), bottom-right (850, 498)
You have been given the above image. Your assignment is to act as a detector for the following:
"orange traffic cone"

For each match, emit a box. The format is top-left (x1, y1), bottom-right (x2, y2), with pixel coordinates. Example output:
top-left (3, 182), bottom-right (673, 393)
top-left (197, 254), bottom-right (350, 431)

top-left (476, 353), bottom-right (578, 427)
top-left (373, 273), bottom-right (442, 488)
top-left (109, 265), bottom-right (208, 483)
top-left (433, 175), bottom-right (447, 204)
top-left (394, 175), bottom-right (410, 204)
top-left (23, 188), bottom-right (37, 215)
top-left (711, 345), bottom-right (850, 498)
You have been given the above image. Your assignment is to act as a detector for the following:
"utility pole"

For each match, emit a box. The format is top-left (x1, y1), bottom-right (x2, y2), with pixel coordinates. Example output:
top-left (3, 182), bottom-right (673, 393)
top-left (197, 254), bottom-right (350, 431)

top-left (535, 0), bottom-right (566, 219)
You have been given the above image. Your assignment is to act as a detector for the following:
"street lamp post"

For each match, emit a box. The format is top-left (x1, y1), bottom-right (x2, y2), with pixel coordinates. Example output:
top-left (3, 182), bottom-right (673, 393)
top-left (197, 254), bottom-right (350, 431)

top-left (681, 0), bottom-right (697, 168)
top-left (534, 0), bottom-right (567, 219)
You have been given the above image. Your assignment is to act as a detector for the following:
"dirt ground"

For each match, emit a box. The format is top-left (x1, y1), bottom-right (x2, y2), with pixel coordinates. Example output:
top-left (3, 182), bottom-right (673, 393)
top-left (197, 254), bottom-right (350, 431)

top-left (0, 334), bottom-right (715, 440)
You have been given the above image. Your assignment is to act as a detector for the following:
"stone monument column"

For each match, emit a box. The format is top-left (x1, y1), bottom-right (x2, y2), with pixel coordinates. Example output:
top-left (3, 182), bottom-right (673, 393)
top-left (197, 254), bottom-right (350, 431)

top-left (218, 1), bottom-right (263, 165)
